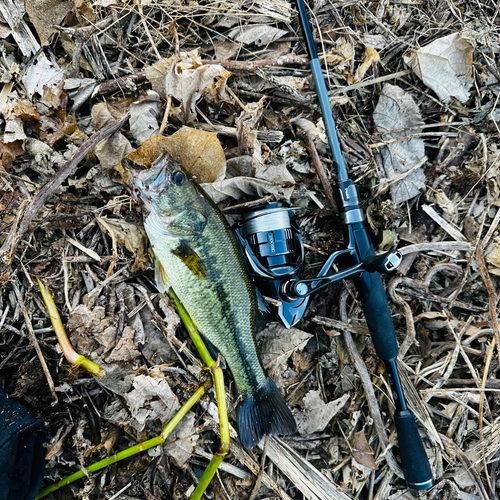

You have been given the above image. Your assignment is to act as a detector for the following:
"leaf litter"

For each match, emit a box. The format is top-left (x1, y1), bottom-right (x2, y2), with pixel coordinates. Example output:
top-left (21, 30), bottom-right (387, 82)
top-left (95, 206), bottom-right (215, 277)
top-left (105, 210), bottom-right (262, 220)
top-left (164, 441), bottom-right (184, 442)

top-left (1, 0), bottom-right (500, 499)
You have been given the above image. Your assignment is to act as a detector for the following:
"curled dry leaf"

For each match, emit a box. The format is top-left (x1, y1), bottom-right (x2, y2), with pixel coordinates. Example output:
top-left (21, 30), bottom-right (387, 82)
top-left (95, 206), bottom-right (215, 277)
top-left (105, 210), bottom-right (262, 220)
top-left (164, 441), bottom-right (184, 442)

top-left (145, 49), bottom-right (231, 124)
top-left (124, 373), bottom-right (180, 432)
top-left (202, 176), bottom-right (295, 203)
top-left (236, 98), bottom-right (265, 166)
top-left (117, 127), bottom-right (226, 184)
top-left (373, 83), bottom-right (426, 204)
top-left (403, 32), bottom-right (475, 104)
top-left (354, 46), bottom-right (380, 82)
top-left (295, 391), bottom-right (349, 435)
top-left (227, 25), bottom-right (288, 46)
top-left (96, 217), bottom-right (149, 272)
top-left (105, 326), bottom-right (140, 363)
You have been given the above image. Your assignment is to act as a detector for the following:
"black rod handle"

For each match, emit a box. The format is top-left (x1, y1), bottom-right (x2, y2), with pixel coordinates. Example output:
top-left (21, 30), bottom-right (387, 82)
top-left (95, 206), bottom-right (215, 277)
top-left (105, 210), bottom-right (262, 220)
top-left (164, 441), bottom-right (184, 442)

top-left (394, 411), bottom-right (434, 490)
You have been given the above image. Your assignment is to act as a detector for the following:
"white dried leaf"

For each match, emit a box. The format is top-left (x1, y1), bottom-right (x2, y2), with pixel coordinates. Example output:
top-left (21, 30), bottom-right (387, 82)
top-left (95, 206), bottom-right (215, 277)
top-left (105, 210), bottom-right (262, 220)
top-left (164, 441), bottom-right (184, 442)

top-left (22, 57), bottom-right (64, 99)
top-left (227, 25), bottom-right (288, 46)
top-left (295, 391), bottom-right (349, 435)
top-left (163, 412), bottom-right (199, 467)
top-left (373, 84), bottom-right (426, 203)
top-left (403, 33), bottom-right (474, 104)
top-left (129, 90), bottom-right (162, 144)
top-left (125, 374), bottom-right (180, 432)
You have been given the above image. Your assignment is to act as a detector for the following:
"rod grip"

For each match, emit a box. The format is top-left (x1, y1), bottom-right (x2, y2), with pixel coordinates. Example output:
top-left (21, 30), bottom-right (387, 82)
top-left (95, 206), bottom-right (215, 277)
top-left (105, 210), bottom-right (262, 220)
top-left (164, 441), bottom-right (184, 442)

top-left (394, 410), bottom-right (434, 490)
top-left (360, 272), bottom-right (399, 360)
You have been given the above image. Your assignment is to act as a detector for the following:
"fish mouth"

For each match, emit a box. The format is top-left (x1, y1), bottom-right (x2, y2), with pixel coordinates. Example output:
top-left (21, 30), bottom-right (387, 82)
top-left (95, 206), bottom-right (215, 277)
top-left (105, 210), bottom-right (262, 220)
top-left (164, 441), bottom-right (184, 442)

top-left (123, 154), bottom-right (171, 214)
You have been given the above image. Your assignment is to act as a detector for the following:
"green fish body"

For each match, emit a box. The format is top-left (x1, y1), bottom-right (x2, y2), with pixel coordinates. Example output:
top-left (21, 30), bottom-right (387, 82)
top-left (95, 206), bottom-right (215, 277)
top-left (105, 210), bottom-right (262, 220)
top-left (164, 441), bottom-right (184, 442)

top-left (126, 154), bottom-right (296, 448)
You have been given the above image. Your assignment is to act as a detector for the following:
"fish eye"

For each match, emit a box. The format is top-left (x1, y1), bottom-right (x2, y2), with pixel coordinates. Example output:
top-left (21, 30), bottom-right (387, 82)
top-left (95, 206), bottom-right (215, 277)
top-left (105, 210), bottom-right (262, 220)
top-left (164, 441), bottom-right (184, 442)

top-left (172, 171), bottom-right (186, 186)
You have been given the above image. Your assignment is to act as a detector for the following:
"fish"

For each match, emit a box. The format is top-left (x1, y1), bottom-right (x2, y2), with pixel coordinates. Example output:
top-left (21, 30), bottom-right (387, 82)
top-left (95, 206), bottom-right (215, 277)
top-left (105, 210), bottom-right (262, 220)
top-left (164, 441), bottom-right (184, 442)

top-left (125, 153), bottom-right (297, 449)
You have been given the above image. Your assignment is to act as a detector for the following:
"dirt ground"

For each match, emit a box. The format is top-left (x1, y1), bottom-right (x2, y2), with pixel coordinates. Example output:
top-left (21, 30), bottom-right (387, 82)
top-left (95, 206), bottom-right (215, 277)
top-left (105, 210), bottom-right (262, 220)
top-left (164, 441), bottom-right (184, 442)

top-left (1, 0), bottom-right (500, 499)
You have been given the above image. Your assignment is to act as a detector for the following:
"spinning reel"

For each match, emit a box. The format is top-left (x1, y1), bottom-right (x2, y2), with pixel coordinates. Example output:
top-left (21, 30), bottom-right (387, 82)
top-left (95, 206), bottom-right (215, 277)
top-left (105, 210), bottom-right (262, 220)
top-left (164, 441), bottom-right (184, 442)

top-left (235, 203), bottom-right (402, 328)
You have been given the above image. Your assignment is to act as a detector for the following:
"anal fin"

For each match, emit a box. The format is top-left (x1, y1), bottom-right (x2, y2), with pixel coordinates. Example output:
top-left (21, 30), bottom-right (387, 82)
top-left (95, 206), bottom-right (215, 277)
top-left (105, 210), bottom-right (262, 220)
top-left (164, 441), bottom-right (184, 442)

top-left (200, 333), bottom-right (226, 369)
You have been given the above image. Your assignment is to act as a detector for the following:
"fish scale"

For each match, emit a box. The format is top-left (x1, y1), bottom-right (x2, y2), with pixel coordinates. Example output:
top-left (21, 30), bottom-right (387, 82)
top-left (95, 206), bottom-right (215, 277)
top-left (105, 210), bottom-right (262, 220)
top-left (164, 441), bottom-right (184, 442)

top-left (126, 153), bottom-right (297, 449)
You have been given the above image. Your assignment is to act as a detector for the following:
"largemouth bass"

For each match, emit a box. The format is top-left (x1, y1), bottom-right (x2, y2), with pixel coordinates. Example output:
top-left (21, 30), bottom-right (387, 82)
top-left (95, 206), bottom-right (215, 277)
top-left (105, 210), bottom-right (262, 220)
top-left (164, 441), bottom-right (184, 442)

top-left (125, 153), bottom-right (296, 448)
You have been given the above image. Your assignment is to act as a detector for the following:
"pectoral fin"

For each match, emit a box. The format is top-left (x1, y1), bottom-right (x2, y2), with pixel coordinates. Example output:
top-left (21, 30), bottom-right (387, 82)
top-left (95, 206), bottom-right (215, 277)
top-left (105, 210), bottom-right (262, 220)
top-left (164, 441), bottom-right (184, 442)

top-left (172, 240), bottom-right (207, 279)
top-left (154, 256), bottom-right (170, 293)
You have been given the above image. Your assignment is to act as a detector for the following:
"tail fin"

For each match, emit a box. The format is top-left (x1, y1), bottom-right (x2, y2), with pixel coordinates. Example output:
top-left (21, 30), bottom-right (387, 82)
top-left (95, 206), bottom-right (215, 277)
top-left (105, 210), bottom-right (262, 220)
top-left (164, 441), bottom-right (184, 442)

top-left (237, 377), bottom-right (297, 449)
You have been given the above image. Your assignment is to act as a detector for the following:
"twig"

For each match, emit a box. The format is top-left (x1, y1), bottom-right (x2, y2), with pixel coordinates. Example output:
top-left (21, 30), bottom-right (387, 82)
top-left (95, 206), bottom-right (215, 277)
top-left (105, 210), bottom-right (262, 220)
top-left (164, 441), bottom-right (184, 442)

top-left (12, 282), bottom-right (58, 404)
top-left (248, 435), bottom-right (269, 500)
top-left (398, 241), bottom-right (474, 255)
top-left (201, 54), bottom-right (309, 70)
top-left (300, 131), bottom-right (339, 213)
top-left (15, 115), bottom-right (130, 259)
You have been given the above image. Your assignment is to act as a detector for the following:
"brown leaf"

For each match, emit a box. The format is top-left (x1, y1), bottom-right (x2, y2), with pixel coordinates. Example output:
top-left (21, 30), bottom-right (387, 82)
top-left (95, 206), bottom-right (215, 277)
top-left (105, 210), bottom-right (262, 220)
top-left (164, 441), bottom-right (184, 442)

top-left (25, 0), bottom-right (73, 45)
top-left (354, 46), bottom-right (380, 82)
top-left (117, 127), bottom-right (226, 184)
top-left (92, 103), bottom-right (133, 170)
top-left (13, 98), bottom-right (41, 123)
top-left (105, 326), bottom-right (140, 363)
top-left (351, 430), bottom-right (377, 470)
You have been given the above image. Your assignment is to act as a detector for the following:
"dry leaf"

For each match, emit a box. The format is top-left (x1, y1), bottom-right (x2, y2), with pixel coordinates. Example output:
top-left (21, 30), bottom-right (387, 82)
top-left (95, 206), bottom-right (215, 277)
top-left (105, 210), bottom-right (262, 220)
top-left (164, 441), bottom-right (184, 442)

top-left (125, 374), bottom-right (180, 432)
top-left (354, 46), bottom-right (380, 82)
top-left (145, 49), bottom-right (231, 123)
top-left (68, 304), bottom-right (117, 355)
top-left (96, 217), bottom-right (149, 272)
top-left (129, 91), bottom-right (162, 145)
top-left (25, 0), bottom-right (73, 45)
top-left (403, 33), bottom-right (475, 104)
top-left (92, 102), bottom-right (133, 170)
top-left (257, 323), bottom-right (311, 389)
top-left (351, 430), bottom-right (377, 470)
top-left (22, 57), bottom-right (64, 100)
top-left (202, 176), bottom-right (294, 203)
top-left (236, 98), bottom-right (265, 166)
top-left (373, 84), bottom-right (426, 204)
top-left (118, 127), bottom-right (226, 184)
top-left (105, 326), bottom-right (140, 363)
top-left (295, 391), bottom-right (349, 435)
top-left (486, 237), bottom-right (500, 276)
top-left (227, 25), bottom-right (288, 46)
top-left (163, 412), bottom-right (199, 466)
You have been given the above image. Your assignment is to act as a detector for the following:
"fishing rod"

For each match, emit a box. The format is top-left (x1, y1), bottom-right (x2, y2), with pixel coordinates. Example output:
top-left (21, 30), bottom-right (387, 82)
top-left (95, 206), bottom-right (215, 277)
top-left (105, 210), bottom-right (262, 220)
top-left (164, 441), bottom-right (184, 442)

top-left (235, 0), bottom-right (434, 491)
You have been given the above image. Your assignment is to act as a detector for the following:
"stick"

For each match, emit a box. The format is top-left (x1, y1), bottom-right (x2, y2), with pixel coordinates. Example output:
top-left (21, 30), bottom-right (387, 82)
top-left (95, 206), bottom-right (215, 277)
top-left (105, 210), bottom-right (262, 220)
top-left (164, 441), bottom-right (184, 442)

top-left (16, 114), bottom-right (130, 252)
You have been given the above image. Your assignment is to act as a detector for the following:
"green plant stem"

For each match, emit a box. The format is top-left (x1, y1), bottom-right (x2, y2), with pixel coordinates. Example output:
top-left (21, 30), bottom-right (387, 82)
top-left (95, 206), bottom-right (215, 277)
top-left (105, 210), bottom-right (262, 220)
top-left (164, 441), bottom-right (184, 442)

top-left (38, 279), bottom-right (105, 378)
top-left (191, 364), bottom-right (231, 500)
top-left (36, 382), bottom-right (210, 499)
top-left (167, 289), bottom-right (231, 500)
top-left (167, 288), bottom-right (214, 368)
